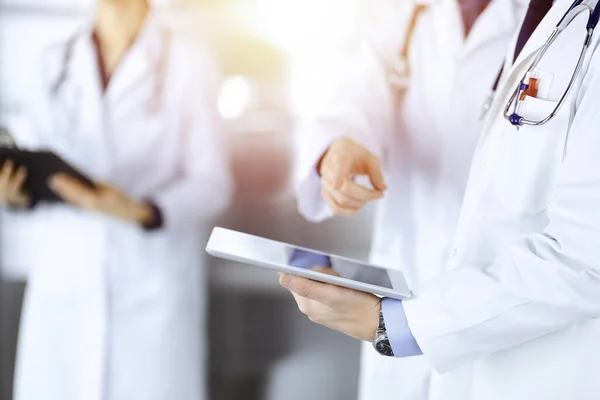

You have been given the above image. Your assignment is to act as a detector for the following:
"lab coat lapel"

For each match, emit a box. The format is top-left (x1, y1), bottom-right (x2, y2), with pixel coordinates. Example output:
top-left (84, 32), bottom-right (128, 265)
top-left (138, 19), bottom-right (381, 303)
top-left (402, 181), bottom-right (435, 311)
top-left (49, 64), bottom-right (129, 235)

top-left (510, 0), bottom-right (574, 71)
top-left (435, 0), bottom-right (465, 64)
top-left (460, 0), bottom-right (526, 60)
top-left (59, 32), bottom-right (112, 179)
top-left (69, 32), bottom-right (104, 114)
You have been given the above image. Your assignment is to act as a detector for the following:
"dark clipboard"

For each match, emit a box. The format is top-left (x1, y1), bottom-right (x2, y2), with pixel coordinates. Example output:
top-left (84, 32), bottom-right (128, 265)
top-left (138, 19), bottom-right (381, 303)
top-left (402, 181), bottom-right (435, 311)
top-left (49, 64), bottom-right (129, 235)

top-left (0, 149), bottom-right (95, 204)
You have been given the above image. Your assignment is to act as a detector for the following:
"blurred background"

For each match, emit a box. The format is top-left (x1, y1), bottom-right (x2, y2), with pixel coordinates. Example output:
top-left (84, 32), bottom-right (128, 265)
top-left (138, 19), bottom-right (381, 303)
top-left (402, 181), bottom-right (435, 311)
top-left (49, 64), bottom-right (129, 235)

top-left (0, 0), bottom-right (377, 399)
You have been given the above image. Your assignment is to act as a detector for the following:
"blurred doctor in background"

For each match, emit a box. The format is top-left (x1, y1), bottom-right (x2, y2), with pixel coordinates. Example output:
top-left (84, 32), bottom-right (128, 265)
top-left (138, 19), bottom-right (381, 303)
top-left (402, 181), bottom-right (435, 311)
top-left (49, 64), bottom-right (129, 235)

top-left (0, 0), bottom-right (232, 399)
top-left (295, 0), bottom-right (526, 398)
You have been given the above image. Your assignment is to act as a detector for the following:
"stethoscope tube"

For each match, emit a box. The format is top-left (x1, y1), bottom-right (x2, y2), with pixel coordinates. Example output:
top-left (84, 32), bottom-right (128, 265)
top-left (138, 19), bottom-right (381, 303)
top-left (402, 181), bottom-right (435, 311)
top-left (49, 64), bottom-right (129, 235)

top-left (51, 28), bottom-right (170, 114)
top-left (588, 0), bottom-right (600, 28)
top-left (51, 36), bottom-right (77, 97)
top-left (387, 4), bottom-right (429, 91)
top-left (557, 0), bottom-right (585, 27)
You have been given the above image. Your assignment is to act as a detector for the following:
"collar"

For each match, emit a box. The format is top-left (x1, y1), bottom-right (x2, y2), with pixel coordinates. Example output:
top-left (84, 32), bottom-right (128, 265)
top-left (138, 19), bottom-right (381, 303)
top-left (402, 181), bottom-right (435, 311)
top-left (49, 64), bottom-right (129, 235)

top-left (79, 12), bottom-right (164, 67)
top-left (62, 12), bottom-right (167, 100)
top-left (448, 0), bottom-right (527, 61)
top-left (509, 0), bottom-right (574, 69)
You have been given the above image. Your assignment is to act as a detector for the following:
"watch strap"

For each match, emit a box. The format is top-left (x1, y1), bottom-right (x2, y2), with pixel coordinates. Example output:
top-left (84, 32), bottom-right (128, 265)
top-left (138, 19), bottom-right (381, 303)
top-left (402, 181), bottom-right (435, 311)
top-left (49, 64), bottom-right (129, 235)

top-left (373, 303), bottom-right (395, 357)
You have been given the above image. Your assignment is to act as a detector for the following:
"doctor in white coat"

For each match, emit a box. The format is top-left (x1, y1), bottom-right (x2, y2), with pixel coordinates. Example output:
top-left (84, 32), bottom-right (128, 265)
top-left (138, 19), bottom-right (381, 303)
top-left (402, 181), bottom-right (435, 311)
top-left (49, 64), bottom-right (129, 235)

top-left (0, 1), bottom-right (232, 399)
top-left (284, 0), bottom-right (600, 398)
top-left (295, 0), bottom-right (526, 398)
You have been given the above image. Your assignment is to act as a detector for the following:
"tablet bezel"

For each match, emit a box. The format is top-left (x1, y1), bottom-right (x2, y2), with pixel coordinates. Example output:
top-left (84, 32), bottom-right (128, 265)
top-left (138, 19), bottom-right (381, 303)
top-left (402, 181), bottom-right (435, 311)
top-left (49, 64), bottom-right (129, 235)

top-left (205, 227), bottom-right (412, 300)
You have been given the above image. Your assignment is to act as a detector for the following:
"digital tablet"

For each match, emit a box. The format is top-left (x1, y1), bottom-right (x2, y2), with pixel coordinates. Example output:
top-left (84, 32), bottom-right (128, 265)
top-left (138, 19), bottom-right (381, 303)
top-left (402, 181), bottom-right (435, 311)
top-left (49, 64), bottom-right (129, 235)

top-left (0, 149), bottom-right (95, 204)
top-left (206, 227), bottom-right (412, 299)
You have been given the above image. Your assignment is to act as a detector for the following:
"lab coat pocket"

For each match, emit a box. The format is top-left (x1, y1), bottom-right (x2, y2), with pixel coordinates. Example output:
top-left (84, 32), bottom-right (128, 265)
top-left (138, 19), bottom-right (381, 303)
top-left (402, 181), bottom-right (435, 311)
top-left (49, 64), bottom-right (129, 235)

top-left (493, 96), bottom-right (570, 214)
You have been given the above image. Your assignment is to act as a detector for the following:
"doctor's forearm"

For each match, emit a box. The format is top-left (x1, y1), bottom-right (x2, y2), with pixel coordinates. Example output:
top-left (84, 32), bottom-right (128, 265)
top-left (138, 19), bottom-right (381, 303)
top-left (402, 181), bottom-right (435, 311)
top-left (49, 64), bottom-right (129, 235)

top-left (401, 248), bottom-right (600, 373)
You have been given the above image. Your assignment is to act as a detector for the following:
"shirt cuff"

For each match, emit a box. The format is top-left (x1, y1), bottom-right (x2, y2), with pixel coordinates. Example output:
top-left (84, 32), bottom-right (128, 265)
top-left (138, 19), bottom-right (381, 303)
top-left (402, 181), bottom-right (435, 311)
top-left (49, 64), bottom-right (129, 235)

top-left (288, 249), bottom-right (332, 269)
top-left (141, 201), bottom-right (164, 231)
top-left (382, 297), bottom-right (423, 357)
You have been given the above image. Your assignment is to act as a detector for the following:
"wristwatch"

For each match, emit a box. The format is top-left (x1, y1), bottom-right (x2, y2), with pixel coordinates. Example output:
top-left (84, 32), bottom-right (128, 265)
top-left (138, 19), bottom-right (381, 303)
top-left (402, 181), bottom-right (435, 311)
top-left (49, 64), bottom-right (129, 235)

top-left (373, 304), bottom-right (395, 357)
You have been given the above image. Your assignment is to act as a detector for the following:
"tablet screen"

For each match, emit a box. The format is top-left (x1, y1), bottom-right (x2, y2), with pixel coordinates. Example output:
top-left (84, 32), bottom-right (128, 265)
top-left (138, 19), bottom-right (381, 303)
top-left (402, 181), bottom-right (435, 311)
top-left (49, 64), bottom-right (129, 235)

top-left (207, 227), bottom-right (395, 290)
top-left (287, 248), bottom-right (393, 289)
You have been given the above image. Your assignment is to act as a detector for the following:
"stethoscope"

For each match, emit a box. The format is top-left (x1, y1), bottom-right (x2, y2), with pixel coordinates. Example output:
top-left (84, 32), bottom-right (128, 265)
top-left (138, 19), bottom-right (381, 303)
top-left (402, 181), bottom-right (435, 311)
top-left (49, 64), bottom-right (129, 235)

top-left (386, 4), bottom-right (429, 90)
top-left (503, 0), bottom-right (600, 126)
top-left (386, 0), bottom-right (600, 128)
top-left (51, 28), bottom-right (171, 116)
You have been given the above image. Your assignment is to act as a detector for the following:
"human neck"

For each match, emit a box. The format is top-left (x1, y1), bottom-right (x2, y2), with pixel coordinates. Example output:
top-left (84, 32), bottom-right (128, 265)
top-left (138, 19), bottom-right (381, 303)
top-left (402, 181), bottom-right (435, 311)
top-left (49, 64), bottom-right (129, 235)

top-left (94, 0), bottom-right (148, 51)
top-left (93, 0), bottom-right (149, 78)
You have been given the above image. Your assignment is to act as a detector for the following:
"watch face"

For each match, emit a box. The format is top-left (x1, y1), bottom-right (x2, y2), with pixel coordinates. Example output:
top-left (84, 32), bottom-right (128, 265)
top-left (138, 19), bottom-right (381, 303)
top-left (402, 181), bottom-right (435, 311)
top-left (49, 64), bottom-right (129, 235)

top-left (375, 336), bottom-right (394, 357)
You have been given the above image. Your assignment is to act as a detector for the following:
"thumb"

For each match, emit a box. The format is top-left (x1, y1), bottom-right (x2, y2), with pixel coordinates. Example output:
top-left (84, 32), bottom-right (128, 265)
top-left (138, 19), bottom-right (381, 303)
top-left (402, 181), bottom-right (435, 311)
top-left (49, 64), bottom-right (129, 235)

top-left (365, 156), bottom-right (387, 191)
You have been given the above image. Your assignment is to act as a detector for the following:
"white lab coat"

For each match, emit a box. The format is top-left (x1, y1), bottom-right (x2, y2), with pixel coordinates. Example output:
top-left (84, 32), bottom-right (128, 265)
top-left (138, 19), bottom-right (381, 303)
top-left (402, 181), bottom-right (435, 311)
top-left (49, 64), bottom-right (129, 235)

top-left (401, 0), bottom-right (600, 398)
top-left (10, 15), bottom-right (232, 400)
top-left (295, 0), bottom-right (526, 398)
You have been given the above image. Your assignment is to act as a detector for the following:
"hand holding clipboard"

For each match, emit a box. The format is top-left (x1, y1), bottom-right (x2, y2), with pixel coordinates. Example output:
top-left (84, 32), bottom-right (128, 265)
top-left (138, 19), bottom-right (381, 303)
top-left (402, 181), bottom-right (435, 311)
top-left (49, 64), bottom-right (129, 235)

top-left (0, 128), bottom-right (155, 225)
top-left (0, 148), bottom-right (96, 207)
top-left (0, 159), bottom-right (30, 208)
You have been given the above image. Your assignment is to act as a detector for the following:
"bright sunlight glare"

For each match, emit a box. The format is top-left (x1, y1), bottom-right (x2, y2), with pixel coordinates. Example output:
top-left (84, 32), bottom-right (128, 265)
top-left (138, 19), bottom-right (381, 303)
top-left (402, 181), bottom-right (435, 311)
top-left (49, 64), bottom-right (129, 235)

top-left (236, 0), bottom-right (359, 52)
top-left (218, 75), bottom-right (252, 120)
